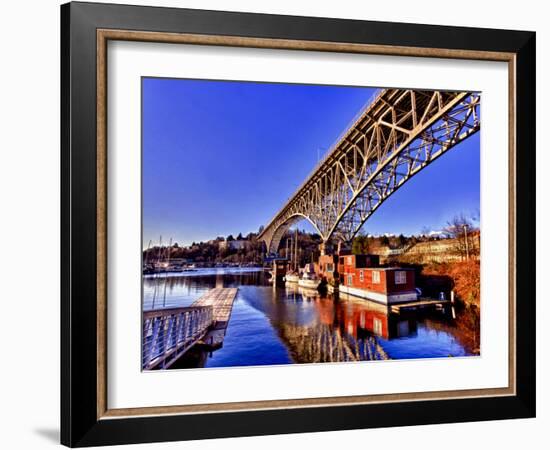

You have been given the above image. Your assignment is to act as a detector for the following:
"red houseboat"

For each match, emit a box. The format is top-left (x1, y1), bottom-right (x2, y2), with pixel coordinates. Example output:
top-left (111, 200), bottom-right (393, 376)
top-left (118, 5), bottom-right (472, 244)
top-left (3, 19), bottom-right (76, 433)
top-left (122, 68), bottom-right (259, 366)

top-left (332, 254), bottom-right (418, 305)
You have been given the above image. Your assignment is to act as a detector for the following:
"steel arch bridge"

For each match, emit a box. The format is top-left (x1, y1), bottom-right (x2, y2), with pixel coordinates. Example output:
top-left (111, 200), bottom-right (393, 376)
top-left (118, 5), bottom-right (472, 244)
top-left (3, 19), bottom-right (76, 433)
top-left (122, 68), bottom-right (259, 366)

top-left (258, 88), bottom-right (480, 254)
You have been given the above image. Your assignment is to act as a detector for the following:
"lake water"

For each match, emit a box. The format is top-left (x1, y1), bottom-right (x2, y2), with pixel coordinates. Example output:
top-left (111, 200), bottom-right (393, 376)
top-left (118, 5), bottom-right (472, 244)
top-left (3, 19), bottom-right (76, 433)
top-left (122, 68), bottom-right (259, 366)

top-left (143, 269), bottom-right (477, 369)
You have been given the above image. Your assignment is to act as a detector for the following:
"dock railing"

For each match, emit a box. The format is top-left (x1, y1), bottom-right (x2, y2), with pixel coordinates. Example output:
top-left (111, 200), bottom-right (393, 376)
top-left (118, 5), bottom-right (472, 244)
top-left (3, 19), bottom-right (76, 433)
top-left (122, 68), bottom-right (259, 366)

top-left (142, 305), bottom-right (213, 370)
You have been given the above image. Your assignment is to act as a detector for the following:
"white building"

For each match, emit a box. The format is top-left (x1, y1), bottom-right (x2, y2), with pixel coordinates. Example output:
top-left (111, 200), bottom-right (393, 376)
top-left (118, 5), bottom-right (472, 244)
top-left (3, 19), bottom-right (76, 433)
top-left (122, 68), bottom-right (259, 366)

top-left (218, 239), bottom-right (248, 251)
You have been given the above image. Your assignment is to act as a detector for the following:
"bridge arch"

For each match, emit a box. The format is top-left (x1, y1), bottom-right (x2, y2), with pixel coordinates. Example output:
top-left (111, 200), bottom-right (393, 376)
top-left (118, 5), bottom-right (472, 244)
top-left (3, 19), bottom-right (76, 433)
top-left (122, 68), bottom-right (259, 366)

top-left (261, 213), bottom-right (323, 255)
top-left (258, 89), bottom-right (480, 249)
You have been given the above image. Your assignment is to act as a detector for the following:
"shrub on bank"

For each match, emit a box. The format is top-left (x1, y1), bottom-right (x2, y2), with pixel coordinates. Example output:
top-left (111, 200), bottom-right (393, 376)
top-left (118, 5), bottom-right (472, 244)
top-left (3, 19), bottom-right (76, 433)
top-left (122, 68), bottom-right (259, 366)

top-left (420, 260), bottom-right (480, 308)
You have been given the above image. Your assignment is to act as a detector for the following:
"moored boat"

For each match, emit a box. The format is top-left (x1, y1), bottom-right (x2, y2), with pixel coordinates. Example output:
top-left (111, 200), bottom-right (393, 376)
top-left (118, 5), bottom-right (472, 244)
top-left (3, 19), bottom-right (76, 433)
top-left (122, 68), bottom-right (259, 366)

top-left (334, 254), bottom-right (419, 305)
top-left (298, 263), bottom-right (320, 289)
top-left (284, 272), bottom-right (300, 283)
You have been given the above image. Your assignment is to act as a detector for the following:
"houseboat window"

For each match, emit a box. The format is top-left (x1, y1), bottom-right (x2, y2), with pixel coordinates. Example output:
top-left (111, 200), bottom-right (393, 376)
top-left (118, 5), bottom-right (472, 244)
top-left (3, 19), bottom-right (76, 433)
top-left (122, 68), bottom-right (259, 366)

top-left (347, 274), bottom-right (353, 286)
top-left (326, 263), bottom-right (334, 272)
top-left (359, 270), bottom-right (364, 282)
top-left (372, 270), bottom-right (380, 284)
top-left (395, 271), bottom-right (407, 285)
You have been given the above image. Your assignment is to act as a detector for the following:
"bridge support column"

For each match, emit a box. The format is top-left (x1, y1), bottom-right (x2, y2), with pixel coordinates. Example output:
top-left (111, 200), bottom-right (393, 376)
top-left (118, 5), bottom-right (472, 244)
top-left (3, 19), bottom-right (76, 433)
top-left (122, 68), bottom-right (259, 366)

top-left (272, 259), bottom-right (287, 283)
top-left (337, 241), bottom-right (351, 255)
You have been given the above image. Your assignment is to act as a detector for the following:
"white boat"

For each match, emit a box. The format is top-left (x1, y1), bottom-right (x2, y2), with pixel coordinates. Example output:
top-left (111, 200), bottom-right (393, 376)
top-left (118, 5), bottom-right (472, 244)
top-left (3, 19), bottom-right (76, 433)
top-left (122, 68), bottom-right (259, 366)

top-left (284, 273), bottom-right (300, 283)
top-left (298, 263), bottom-right (320, 289)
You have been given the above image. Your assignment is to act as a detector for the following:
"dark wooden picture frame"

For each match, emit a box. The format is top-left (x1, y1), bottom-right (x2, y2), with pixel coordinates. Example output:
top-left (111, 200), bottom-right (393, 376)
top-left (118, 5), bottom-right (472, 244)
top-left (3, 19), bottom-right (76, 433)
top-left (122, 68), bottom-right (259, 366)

top-left (61, 1), bottom-right (535, 447)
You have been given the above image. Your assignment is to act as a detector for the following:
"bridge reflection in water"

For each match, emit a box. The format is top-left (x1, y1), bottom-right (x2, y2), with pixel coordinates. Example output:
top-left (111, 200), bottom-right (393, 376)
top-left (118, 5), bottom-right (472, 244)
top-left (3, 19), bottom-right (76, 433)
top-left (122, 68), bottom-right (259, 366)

top-left (144, 270), bottom-right (473, 370)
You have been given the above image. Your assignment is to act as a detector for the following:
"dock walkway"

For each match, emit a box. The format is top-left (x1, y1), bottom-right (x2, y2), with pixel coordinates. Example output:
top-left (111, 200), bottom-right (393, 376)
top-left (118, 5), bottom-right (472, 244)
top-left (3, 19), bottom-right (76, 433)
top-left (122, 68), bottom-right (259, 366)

top-left (193, 287), bottom-right (238, 349)
top-left (142, 287), bottom-right (238, 370)
top-left (192, 287), bottom-right (238, 324)
top-left (391, 298), bottom-right (450, 314)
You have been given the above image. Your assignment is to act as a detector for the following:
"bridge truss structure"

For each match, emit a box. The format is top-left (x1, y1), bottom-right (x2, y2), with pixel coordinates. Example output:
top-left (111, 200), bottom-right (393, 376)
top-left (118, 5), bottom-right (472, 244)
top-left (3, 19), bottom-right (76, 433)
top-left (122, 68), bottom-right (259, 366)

top-left (258, 89), bottom-right (481, 254)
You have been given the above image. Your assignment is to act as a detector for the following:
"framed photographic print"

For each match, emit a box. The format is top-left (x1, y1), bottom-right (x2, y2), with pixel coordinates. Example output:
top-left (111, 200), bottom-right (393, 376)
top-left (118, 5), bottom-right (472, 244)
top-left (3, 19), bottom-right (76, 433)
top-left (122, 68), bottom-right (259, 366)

top-left (61, 1), bottom-right (536, 447)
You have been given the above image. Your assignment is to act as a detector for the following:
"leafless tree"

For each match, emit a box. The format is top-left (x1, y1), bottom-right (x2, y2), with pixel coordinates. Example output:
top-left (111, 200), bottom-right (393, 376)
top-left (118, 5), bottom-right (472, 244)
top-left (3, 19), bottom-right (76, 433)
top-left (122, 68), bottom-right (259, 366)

top-left (421, 226), bottom-right (431, 240)
top-left (444, 213), bottom-right (479, 260)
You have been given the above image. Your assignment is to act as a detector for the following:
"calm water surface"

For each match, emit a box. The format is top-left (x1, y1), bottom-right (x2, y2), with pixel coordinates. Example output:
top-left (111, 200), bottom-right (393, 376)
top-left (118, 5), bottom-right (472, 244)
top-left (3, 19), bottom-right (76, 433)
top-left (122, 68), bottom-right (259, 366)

top-left (143, 269), bottom-right (476, 369)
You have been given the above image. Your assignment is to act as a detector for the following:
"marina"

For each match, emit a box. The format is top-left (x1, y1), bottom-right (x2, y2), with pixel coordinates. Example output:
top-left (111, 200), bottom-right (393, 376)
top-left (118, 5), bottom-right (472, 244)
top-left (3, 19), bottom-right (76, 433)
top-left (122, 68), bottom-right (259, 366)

top-left (143, 269), bottom-right (477, 370)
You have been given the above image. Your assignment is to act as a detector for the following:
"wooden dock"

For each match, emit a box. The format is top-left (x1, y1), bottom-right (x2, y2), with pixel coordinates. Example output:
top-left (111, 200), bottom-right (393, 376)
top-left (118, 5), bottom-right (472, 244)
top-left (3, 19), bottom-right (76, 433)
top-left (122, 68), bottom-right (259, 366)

top-left (193, 288), bottom-right (238, 349)
top-left (142, 287), bottom-right (238, 370)
top-left (192, 287), bottom-right (238, 324)
top-left (390, 298), bottom-right (450, 314)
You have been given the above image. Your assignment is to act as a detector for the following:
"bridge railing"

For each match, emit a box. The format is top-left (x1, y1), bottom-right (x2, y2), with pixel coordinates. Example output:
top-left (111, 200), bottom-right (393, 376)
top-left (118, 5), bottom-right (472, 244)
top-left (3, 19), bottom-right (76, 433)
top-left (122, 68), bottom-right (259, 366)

top-left (142, 305), bottom-right (213, 370)
top-left (320, 88), bottom-right (384, 168)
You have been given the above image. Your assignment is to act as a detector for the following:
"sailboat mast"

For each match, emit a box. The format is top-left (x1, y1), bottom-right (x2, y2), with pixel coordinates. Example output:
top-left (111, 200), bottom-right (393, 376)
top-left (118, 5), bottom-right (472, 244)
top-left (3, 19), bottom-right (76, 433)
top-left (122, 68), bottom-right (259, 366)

top-left (152, 235), bottom-right (163, 309)
top-left (144, 239), bottom-right (152, 267)
top-left (294, 229), bottom-right (298, 270)
top-left (288, 237), bottom-right (292, 272)
top-left (162, 237), bottom-right (172, 307)
top-left (285, 236), bottom-right (289, 263)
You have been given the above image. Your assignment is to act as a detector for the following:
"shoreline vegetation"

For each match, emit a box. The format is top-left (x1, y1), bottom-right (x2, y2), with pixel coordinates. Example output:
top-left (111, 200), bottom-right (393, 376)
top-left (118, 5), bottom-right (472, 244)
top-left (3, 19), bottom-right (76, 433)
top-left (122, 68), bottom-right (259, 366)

top-left (416, 260), bottom-right (480, 354)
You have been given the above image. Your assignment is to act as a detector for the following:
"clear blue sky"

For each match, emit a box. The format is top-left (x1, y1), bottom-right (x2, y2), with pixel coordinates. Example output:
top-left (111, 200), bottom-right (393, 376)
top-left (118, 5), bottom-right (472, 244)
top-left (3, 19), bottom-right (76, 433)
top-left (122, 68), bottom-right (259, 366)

top-left (142, 78), bottom-right (480, 247)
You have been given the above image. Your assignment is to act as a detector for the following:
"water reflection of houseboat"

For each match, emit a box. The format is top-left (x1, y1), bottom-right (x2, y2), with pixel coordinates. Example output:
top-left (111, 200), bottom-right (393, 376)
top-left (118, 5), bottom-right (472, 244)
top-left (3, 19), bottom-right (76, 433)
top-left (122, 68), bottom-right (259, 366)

top-left (280, 284), bottom-right (420, 342)
top-left (333, 295), bottom-right (417, 340)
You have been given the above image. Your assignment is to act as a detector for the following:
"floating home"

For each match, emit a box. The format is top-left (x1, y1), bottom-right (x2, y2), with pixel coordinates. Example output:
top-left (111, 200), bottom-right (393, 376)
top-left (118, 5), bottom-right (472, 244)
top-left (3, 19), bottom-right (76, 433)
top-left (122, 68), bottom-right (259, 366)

top-left (322, 254), bottom-right (418, 305)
